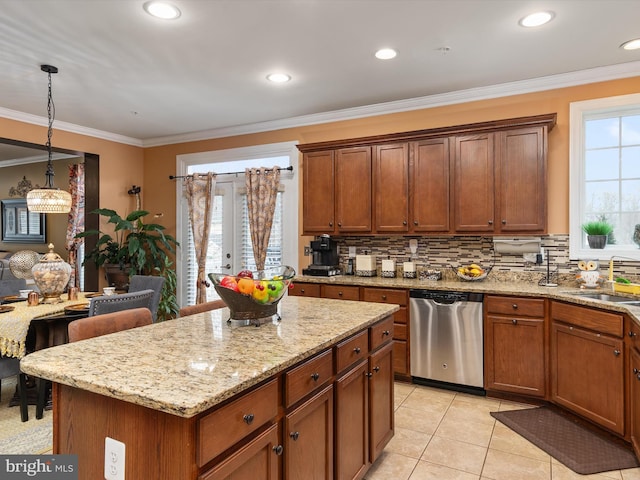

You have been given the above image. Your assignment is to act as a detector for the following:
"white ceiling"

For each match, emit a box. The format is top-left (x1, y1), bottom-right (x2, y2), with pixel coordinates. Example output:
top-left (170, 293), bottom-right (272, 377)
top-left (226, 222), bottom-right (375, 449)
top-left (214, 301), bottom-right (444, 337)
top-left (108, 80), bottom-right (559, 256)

top-left (0, 0), bottom-right (639, 147)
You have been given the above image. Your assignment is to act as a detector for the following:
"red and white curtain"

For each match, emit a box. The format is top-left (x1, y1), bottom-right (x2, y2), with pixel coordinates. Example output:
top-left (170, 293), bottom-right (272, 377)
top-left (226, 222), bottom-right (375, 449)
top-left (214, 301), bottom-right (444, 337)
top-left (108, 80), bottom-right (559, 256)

top-left (245, 167), bottom-right (280, 271)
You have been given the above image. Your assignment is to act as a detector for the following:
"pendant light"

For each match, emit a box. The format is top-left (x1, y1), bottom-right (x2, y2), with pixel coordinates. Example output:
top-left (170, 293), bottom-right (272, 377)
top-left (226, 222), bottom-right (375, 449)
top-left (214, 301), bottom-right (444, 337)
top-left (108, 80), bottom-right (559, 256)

top-left (26, 64), bottom-right (72, 214)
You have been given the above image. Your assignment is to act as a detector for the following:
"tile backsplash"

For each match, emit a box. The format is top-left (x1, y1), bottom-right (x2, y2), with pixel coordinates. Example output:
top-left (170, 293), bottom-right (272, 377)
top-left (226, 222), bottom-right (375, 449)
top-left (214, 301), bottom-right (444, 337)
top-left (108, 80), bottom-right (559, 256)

top-left (323, 234), bottom-right (640, 285)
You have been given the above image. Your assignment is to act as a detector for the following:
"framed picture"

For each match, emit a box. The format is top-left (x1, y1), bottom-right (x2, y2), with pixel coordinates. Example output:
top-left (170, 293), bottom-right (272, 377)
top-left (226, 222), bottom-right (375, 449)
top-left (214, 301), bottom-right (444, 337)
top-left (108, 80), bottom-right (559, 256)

top-left (1, 199), bottom-right (46, 243)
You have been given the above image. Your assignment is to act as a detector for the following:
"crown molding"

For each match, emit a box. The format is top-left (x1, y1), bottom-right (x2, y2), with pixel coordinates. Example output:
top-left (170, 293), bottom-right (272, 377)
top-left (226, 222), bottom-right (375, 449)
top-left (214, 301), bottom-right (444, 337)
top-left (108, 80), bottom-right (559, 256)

top-left (142, 60), bottom-right (640, 148)
top-left (0, 107), bottom-right (143, 147)
top-left (2, 61), bottom-right (639, 149)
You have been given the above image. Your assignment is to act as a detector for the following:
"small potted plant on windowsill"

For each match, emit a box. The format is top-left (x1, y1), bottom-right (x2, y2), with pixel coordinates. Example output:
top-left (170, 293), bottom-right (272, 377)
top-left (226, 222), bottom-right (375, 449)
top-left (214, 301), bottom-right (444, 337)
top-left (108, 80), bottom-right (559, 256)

top-left (582, 219), bottom-right (614, 249)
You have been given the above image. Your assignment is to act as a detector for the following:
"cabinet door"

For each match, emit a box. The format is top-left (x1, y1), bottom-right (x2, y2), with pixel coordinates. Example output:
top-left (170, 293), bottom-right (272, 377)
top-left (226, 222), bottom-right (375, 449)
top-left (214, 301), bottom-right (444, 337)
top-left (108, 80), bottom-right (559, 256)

top-left (335, 147), bottom-right (372, 233)
top-left (411, 138), bottom-right (450, 232)
top-left (374, 143), bottom-right (409, 233)
top-left (284, 385), bottom-right (333, 480)
top-left (369, 342), bottom-right (394, 463)
top-left (452, 134), bottom-right (495, 232)
top-left (335, 361), bottom-right (368, 480)
top-left (496, 127), bottom-right (546, 232)
top-left (303, 151), bottom-right (336, 234)
top-left (551, 321), bottom-right (624, 435)
top-left (199, 424), bottom-right (280, 480)
top-left (630, 348), bottom-right (640, 458)
top-left (484, 315), bottom-right (545, 397)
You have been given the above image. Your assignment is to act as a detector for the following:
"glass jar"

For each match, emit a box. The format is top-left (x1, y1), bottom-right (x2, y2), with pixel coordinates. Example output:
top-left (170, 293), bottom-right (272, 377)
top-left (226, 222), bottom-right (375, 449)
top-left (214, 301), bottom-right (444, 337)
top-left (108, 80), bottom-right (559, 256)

top-left (32, 243), bottom-right (71, 304)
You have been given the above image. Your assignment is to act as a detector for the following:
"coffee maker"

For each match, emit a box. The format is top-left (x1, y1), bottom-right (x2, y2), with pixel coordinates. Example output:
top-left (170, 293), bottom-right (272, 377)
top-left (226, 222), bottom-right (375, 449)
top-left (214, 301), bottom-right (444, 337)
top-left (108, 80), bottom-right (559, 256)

top-left (302, 235), bottom-right (341, 276)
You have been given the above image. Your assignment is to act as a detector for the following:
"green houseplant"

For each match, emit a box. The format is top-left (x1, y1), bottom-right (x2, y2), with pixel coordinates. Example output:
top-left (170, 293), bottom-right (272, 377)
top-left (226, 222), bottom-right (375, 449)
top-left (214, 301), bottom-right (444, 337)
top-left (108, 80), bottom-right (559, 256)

top-left (76, 208), bottom-right (179, 320)
top-left (581, 219), bottom-right (614, 249)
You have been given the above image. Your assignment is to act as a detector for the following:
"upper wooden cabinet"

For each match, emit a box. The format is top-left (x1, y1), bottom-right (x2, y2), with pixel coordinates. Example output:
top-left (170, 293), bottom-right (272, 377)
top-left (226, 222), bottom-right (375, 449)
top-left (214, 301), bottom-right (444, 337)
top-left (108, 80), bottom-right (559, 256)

top-left (298, 113), bottom-right (556, 236)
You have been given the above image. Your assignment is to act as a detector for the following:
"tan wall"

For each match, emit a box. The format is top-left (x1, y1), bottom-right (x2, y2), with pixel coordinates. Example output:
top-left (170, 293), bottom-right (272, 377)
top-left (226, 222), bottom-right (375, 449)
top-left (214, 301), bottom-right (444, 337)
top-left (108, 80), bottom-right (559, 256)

top-left (0, 118), bottom-right (144, 223)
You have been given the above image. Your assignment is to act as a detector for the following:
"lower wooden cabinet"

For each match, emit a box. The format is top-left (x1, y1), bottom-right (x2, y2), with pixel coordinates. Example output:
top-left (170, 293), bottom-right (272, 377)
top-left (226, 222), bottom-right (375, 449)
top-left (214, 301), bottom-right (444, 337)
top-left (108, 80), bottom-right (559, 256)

top-left (630, 347), bottom-right (640, 458)
top-left (284, 385), bottom-right (334, 480)
top-left (369, 342), bottom-right (394, 462)
top-left (200, 424), bottom-right (280, 480)
top-left (551, 320), bottom-right (625, 435)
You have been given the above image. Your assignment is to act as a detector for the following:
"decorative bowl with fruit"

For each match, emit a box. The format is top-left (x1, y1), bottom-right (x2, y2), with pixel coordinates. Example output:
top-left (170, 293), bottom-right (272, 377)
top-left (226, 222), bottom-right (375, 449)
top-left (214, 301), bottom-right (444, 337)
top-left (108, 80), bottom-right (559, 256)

top-left (453, 263), bottom-right (491, 281)
top-left (208, 265), bottom-right (295, 324)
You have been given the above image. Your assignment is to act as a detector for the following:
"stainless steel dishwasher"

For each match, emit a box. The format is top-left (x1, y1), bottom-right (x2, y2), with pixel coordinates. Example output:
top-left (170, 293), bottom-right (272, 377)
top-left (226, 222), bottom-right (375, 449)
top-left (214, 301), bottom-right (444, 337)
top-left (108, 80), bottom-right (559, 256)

top-left (410, 290), bottom-right (485, 394)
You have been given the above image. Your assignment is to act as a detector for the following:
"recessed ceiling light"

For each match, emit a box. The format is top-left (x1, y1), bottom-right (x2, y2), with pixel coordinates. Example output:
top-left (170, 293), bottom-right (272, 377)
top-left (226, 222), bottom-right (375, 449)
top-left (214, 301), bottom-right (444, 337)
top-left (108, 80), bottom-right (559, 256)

top-left (519, 11), bottom-right (554, 28)
top-left (266, 73), bottom-right (291, 83)
top-left (143, 1), bottom-right (181, 20)
top-left (620, 38), bottom-right (640, 50)
top-left (375, 48), bottom-right (397, 60)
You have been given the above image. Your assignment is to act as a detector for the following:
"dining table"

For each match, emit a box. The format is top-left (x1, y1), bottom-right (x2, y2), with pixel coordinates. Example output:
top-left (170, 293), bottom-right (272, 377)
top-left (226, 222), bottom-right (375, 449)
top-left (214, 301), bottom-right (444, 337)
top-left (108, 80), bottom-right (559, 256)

top-left (0, 293), bottom-right (93, 359)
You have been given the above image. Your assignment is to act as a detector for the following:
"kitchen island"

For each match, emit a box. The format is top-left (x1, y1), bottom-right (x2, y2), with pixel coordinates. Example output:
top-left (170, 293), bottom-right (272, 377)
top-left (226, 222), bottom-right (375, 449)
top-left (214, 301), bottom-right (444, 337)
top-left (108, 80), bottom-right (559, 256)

top-left (20, 296), bottom-right (398, 480)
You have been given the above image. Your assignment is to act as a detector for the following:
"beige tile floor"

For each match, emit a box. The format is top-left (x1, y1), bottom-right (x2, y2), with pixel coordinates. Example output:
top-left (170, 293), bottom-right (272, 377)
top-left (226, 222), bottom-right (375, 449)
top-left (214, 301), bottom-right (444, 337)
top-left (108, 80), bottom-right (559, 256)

top-left (365, 382), bottom-right (640, 480)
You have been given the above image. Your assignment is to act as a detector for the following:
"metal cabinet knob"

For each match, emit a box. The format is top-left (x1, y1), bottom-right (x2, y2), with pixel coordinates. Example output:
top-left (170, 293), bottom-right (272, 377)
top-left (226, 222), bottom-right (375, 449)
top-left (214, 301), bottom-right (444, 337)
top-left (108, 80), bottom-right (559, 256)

top-left (329, 222), bottom-right (333, 227)
top-left (614, 349), bottom-right (621, 356)
top-left (290, 431), bottom-right (299, 441)
top-left (383, 330), bottom-right (390, 336)
top-left (502, 219), bottom-right (506, 224)
top-left (243, 413), bottom-right (254, 425)
top-left (488, 220), bottom-right (493, 225)
top-left (512, 304), bottom-right (518, 309)
top-left (382, 295), bottom-right (387, 300)
top-left (354, 347), bottom-right (361, 354)
top-left (634, 368), bottom-right (639, 375)
top-left (512, 319), bottom-right (518, 325)
top-left (403, 220), bottom-right (407, 225)
top-left (373, 366), bottom-right (380, 373)
top-left (630, 331), bottom-right (638, 338)
top-left (273, 445), bottom-right (284, 455)
top-left (338, 222), bottom-right (342, 227)
top-left (365, 372), bottom-right (373, 378)
top-left (414, 221), bottom-right (418, 226)
top-left (311, 372), bottom-right (320, 381)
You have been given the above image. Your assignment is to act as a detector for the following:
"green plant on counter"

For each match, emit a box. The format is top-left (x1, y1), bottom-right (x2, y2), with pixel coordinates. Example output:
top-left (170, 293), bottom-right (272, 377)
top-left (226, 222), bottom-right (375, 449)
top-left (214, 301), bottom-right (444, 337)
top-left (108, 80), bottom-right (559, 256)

top-left (581, 220), bottom-right (614, 236)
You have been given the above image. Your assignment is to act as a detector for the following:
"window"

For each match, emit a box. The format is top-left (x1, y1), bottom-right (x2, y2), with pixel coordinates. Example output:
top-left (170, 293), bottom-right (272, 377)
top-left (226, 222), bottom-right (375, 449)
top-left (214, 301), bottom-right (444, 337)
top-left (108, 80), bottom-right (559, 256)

top-left (569, 94), bottom-right (640, 261)
top-left (176, 142), bottom-right (298, 305)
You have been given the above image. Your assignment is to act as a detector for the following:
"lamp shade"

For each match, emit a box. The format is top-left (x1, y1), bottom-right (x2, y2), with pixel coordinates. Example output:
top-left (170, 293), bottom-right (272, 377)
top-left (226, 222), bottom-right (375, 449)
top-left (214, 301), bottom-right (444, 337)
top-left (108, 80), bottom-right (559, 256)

top-left (26, 188), bottom-right (72, 213)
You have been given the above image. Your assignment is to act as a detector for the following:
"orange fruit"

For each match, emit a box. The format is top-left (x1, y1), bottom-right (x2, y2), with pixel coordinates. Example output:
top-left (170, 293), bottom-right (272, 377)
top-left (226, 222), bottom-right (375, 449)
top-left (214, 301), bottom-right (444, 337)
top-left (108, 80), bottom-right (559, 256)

top-left (237, 277), bottom-right (255, 295)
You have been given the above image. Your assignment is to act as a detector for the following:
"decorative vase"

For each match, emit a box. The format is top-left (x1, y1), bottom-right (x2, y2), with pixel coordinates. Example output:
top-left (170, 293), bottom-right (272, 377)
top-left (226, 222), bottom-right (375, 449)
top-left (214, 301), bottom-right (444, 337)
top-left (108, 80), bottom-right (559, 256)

top-left (587, 235), bottom-right (608, 249)
top-left (103, 263), bottom-right (131, 291)
top-left (31, 243), bottom-right (72, 304)
top-left (634, 224), bottom-right (640, 249)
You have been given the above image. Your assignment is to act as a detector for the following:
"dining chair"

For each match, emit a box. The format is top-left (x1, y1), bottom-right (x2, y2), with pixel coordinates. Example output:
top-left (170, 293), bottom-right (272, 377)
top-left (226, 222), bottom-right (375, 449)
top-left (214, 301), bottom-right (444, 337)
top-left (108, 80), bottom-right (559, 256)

top-left (0, 278), bottom-right (27, 297)
top-left (0, 356), bottom-right (28, 422)
top-left (88, 289), bottom-right (155, 317)
top-left (179, 299), bottom-right (226, 317)
top-left (128, 275), bottom-right (165, 321)
top-left (35, 307), bottom-right (154, 419)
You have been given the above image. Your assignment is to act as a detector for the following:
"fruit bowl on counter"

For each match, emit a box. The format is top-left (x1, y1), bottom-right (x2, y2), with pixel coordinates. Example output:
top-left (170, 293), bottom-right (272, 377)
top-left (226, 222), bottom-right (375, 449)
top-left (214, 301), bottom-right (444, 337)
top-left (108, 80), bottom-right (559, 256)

top-left (452, 264), bottom-right (492, 281)
top-left (209, 265), bottom-right (295, 325)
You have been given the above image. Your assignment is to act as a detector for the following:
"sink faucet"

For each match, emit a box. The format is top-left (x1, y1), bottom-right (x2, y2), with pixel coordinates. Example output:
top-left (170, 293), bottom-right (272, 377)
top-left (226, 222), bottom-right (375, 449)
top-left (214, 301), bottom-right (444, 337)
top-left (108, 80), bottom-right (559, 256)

top-left (607, 256), bottom-right (637, 291)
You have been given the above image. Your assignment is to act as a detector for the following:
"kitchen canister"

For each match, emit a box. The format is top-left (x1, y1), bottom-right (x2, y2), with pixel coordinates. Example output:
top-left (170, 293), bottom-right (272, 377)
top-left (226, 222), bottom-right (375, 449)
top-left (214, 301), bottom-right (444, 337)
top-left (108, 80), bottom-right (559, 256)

top-left (355, 254), bottom-right (377, 277)
top-left (403, 261), bottom-right (416, 279)
top-left (381, 258), bottom-right (396, 278)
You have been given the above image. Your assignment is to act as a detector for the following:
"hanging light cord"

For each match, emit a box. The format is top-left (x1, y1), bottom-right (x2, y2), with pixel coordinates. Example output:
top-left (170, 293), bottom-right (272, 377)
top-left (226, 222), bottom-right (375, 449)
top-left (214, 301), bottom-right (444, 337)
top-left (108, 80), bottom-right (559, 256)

top-left (42, 65), bottom-right (57, 189)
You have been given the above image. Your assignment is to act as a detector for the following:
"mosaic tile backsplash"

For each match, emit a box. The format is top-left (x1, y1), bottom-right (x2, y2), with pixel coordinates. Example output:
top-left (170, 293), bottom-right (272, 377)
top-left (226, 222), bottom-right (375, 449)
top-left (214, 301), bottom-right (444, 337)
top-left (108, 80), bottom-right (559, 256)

top-left (322, 234), bottom-right (640, 286)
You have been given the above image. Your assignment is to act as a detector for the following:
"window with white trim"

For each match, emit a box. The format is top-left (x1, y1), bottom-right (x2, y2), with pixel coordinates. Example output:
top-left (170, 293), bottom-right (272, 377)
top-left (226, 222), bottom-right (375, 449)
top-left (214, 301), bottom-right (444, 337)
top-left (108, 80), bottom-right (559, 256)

top-left (569, 94), bottom-right (640, 261)
top-left (176, 142), bottom-right (298, 306)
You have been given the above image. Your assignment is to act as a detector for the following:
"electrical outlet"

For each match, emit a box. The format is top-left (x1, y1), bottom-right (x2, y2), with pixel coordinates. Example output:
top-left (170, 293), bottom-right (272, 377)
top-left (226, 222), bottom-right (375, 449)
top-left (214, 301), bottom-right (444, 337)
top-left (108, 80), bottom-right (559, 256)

top-left (348, 246), bottom-right (356, 257)
top-left (105, 437), bottom-right (125, 480)
top-left (304, 246), bottom-right (311, 256)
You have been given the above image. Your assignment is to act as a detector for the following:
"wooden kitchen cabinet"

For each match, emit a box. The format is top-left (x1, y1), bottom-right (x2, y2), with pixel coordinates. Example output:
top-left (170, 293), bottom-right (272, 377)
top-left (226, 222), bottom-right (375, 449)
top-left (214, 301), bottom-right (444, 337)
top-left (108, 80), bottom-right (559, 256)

top-left (368, 342), bottom-right (394, 463)
top-left (288, 282), bottom-right (321, 298)
top-left (452, 133), bottom-right (495, 233)
top-left (321, 284), bottom-right (360, 301)
top-left (284, 385), bottom-right (334, 480)
top-left (495, 127), bottom-right (547, 233)
top-left (374, 143), bottom-right (409, 233)
top-left (410, 137), bottom-right (450, 233)
top-left (302, 150), bottom-right (336, 234)
top-left (551, 301), bottom-right (625, 435)
top-left (630, 346), bottom-right (640, 457)
top-left (335, 147), bottom-right (372, 233)
top-left (484, 296), bottom-right (546, 398)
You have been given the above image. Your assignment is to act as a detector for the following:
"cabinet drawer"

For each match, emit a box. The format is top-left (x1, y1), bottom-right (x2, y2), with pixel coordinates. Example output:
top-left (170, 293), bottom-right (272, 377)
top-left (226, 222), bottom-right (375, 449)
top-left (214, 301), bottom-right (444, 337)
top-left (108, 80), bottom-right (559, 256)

top-left (285, 349), bottom-right (333, 408)
top-left (394, 323), bottom-right (407, 341)
top-left (321, 285), bottom-right (360, 301)
top-left (362, 288), bottom-right (407, 306)
top-left (289, 282), bottom-right (320, 297)
top-left (370, 316), bottom-right (394, 351)
top-left (552, 301), bottom-right (623, 338)
top-left (486, 295), bottom-right (545, 317)
top-left (335, 330), bottom-right (369, 374)
top-left (197, 379), bottom-right (278, 467)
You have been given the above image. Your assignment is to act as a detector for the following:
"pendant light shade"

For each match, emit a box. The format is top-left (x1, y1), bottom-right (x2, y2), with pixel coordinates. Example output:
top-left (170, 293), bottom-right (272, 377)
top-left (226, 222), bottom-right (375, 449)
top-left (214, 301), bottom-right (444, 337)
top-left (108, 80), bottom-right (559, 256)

top-left (26, 64), bottom-right (72, 214)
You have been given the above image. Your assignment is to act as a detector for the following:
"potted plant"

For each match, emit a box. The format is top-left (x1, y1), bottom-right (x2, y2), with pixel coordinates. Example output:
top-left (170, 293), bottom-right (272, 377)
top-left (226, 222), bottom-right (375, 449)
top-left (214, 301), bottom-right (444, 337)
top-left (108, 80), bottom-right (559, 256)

top-left (76, 208), bottom-right (179, 320)
top-left (581, 219), bottom-right (614, 249)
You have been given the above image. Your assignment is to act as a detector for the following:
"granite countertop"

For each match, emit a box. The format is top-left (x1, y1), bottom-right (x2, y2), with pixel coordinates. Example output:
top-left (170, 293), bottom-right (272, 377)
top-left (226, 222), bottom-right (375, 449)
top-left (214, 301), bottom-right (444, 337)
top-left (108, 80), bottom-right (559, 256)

top-left (293, 274), bottom-right (640, 324)
top-left (20, 296), bottom-right (398, 418)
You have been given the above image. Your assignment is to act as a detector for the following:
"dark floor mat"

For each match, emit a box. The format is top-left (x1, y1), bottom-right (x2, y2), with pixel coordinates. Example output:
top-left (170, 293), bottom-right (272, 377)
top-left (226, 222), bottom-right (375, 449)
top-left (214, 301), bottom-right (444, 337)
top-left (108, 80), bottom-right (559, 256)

top-left (491, 407), bottom-right (640, 475)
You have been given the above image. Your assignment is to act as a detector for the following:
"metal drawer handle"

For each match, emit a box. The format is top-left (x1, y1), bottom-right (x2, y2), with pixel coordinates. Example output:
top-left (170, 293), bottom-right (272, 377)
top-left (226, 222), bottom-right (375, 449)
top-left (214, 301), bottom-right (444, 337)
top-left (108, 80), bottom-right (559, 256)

top-left (273, 445), bottom-right (284, 455)
top-left (290, 431), bottom-right (299, 441)
top-left (338, 291), bottom-right (343, 296)
top-left (512, 304), bottom-right (518, 309)
top-left (373, 366), bottom-right (380, 373)
top-left (311, 372), bottom-right (320, 381)
top-left (354, 347), bottom-right (361, 354)
top-left (382, 330), bottom-right (391, 336)
top-left (512, 319), bottom-right (518, 325)
top-left (243, 413), bottom-right (254, 425)
top-left (614, 349), bottom-right (621, 356)
top-left (382, 295), bottom-right (387, 300)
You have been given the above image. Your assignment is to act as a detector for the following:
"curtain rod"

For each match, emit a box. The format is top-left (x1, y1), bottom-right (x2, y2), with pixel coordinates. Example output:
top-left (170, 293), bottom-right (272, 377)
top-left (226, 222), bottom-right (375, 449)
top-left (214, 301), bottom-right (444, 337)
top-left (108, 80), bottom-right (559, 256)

top-left (169, 166), bottom-right (293, 180)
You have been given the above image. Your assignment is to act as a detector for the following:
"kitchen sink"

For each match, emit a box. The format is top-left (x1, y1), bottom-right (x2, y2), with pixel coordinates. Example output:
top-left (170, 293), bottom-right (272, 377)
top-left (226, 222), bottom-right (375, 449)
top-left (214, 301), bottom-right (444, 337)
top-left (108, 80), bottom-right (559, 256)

top-left (569, 292), bottom-right (640, 305)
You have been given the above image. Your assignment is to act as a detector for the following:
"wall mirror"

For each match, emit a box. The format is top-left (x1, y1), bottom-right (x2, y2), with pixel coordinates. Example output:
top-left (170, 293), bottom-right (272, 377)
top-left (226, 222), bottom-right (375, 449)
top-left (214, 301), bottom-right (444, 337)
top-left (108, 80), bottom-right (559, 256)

top-left (1, 198), bottom-right (46, 243)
